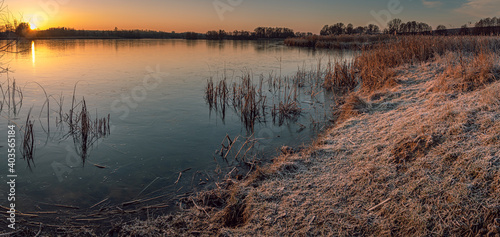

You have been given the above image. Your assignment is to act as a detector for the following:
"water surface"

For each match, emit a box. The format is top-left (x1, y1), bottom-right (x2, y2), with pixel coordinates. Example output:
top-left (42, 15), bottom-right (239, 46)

top-left (0, 39), bottom-right (351, 212)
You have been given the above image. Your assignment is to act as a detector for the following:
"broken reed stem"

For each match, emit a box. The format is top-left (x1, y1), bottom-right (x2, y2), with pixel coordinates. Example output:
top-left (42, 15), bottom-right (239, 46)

top-left (22, 109), bottom-right (35, 166)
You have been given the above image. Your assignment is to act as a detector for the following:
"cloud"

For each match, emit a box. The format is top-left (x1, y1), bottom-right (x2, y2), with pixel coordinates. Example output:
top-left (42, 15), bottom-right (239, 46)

top-left (422, 0), bottom-right (443, 8)
top-left (455, 0), bottom-right (500, 17)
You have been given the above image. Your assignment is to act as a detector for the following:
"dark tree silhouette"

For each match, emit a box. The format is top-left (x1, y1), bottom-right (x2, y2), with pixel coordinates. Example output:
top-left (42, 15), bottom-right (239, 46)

top-left (320, 23), bottom-right (380, 35)
top-left (366, 24), bottom-right (380, 34)
top-left (346, 24), bottom-right (354, 35)
top-left (473, 17), bottom-right (500, 35)
top-left (436, 25), bottom-right (447, 31)
top-left (354, 26), bottom-right (365, 34)
top-left (460, 24), bottom-right (469, 35)
top-left (15, 22), bottom-right (31, 37)
top-left (387, 18), bottom-right (402, 34)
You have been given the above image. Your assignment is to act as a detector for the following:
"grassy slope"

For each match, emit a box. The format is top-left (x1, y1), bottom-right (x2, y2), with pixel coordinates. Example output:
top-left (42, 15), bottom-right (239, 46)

top-left (120, 39), bottom-right (500, 236)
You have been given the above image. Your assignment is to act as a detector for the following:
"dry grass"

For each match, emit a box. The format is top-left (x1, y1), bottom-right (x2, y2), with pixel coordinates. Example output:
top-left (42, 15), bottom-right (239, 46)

top-left (480, 82), bottom-right (500, 108)
top-left (332, 94), bottom-right (370, 124)
top-left (117, 36), bottom-right (500, 237)
top-left (323, 60), bottom-right (358, 93)
top-left (430, 50), bottom-right (499, 92)
top-left (325, 36), bottom-right (500, 93)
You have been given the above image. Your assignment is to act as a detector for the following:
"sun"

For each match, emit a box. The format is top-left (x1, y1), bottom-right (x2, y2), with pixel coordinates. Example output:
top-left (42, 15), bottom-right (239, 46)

top-left (29, 23), bottom-right (37, 30)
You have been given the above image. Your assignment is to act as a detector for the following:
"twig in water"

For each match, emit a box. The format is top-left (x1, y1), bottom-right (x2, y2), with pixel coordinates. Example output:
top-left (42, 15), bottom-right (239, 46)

top-left (174, 168), bottom-right (191, 185)
top-left (89, 198), bottom-right (109, 209)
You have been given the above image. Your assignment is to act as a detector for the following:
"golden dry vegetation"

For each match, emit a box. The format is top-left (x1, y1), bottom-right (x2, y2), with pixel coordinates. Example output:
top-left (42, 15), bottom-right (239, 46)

top-left (118, 36), bottom-right (500, 236)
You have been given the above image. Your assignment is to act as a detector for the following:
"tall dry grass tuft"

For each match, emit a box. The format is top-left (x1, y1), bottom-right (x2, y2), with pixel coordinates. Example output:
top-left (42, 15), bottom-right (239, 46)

top-left (220, 192), bottom-right (251, 227)
top-left (323, 60), bottom-right (358, 93)
top-left (333, 94), bottom-right (370, 123)
top-left (481, 82), bottom-right (500, 108)
top-left (432, 49), bottom-right (498, 92)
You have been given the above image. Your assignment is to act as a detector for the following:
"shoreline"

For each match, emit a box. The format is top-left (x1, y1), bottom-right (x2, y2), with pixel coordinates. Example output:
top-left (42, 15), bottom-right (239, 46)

top-left (3, 35), bottom-right (500, 236)
top-left (118, 57), bottom-right (500, 236)
top-left (0, 37), bottom-right (288, 41)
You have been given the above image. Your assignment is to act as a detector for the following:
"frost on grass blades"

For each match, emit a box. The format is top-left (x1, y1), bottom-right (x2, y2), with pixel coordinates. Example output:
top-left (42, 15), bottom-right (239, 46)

top-left (7, 124), bottom-right (17, 230)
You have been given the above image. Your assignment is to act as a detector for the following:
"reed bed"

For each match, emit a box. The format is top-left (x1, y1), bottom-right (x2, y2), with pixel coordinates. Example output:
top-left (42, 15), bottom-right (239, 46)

top-left (323, 59), bottom-right (358, 93)
top-left (284, 34), bottom-right (392, 49)
top-left (205, 71), bottom-right (308, 130)
top-left (204, 58), bottom-right (368, 129)
top-left (318, 36), bottom-right (500, 93)
top-left (206, 73), bottom-right (267, 130)
top-left (285, 35), bottom-right (500, 93)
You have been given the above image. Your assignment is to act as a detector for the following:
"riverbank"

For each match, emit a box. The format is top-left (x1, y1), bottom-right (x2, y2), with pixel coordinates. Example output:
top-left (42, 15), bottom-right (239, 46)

top-left (118, 37), bottom-right (500, 236)
top-left (3, 36), bottom-right (499, 236)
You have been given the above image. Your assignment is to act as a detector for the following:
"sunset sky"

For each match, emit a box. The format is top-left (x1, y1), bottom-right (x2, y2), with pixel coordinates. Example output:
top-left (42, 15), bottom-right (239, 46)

top-left (5, 0), bottom-right (499, 33)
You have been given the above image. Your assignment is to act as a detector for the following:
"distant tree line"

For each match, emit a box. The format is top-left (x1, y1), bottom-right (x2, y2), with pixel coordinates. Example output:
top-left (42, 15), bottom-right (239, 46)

top-left (33, 27), bottom-right (183, 39)
top-left (0, 25), bottom-right (187, 39)
top-left (314, 17), bottom-right (499, 37)
top-left (386, 19), bottom-right (433, 34)
top-left (0, 24), bottom-right (302, 40)
top-left (472, 17), bottom-right (500, 35)
top-left (386, 17), bottom-right (500, 36)
top-left (4, 16), bottom-right (500, 41)
top-left (320, 23), bottom-right (380, 35)
top-left (205, 27), bottom-right (297, 40)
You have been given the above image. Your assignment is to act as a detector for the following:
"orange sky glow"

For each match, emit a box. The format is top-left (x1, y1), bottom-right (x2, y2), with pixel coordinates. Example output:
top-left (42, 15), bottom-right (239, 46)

top-left (5, 0), bottom-right (494, 34)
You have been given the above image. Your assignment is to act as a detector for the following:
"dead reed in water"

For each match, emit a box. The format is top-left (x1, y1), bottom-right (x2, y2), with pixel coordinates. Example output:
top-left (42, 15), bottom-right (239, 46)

top-left (205, 70), bottom-right (308, 130)
top-left (64, 96), bottom-right (111, 161)
top-left (205, 77), bottom-right (230, 119)
top-left (22, 110), bottom-right (35, 167)
top-left (273, 81), bottom-right (301, 125)
top-left (0, 77), bottom-right (23, 115)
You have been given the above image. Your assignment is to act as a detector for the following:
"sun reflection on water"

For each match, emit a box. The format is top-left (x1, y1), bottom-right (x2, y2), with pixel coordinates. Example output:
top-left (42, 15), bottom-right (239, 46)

top-left (31, 41), bottom-right (35, 66)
